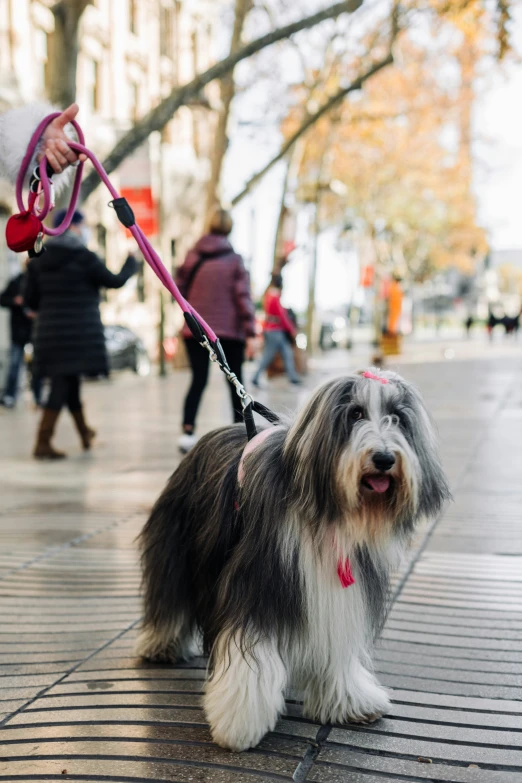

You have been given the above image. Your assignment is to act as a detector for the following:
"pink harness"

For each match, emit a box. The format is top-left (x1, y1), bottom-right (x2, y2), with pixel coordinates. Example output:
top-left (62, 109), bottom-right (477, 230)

top-left (238, 427), bottom-right (355, 589)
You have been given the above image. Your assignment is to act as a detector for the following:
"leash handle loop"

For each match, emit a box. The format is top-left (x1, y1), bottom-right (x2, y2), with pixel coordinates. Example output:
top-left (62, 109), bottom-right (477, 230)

top-left (16, 113), bottom-right (85, 236)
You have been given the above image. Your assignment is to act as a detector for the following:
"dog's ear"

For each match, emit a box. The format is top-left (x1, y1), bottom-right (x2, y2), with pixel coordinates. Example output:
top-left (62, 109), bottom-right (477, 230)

top-left (400, 384), bottom-right (452, 517)
top-left (338, 379), bottom-right (357, 407)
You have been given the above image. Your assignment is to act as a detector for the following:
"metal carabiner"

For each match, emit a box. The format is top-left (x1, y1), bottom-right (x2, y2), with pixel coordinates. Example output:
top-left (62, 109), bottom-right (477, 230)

top-left (30, 167), bottom-right (41, 194)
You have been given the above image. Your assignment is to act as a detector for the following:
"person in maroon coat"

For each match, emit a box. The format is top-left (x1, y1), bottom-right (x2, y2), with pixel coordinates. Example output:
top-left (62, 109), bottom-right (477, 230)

top-left (176, 208), bottom-right (256, 453)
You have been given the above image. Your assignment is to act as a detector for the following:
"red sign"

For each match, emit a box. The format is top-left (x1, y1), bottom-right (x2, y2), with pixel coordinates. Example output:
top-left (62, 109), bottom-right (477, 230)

top-left (120, 187), bottom-right (158, 237)
top-left (360, 265), bottom-right (375, 288)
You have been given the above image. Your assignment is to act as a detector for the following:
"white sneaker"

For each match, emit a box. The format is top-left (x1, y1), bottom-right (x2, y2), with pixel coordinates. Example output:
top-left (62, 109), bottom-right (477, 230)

top-left (178, 432), bottom-right (197, 454)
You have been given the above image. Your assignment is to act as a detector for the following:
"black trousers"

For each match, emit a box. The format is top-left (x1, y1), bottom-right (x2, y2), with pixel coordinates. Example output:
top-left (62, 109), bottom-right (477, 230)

top-left (46, 375), bottom-right (82, 413)
top-left (183, 338), bottom-right (245, 429)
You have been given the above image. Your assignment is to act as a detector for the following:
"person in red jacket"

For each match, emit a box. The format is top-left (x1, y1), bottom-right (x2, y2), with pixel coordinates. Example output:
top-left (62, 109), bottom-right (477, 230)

top-left (252, 274), bottom-right (301, 387)
top-left (176, 208), bottom-right (256, 453)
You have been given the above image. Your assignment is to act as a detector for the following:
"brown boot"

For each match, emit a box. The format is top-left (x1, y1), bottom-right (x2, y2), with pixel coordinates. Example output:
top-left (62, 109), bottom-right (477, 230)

top-left (33, 409), bottom-right (67, 460)
top-left (71, 408), bottom-right (96, 450)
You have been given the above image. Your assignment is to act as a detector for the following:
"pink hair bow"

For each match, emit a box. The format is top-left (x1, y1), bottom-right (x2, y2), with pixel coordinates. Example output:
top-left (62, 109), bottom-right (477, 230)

top-left (363, 371), bottom-right (388, 385)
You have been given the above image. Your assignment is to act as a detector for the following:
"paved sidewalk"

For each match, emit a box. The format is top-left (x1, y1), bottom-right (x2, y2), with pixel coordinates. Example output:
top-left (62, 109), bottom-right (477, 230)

top-left (0, 354), bottom-right (521, 782)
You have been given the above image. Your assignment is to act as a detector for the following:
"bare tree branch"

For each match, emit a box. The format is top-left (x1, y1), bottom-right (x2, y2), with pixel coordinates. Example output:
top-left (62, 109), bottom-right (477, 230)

top-left (80, 0), bottom-right (363, 201)
top-left (230, 51), bottom-right (393, 206)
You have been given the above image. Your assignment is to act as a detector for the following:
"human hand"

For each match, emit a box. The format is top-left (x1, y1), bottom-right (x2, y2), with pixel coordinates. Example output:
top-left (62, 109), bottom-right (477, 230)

top-left (38, 104), bottom-right (87, 174)
top-left (13, 295), bottom-right (23, 306)
top-left (25, 310), bottom-right (37, 320)
top-left (246, 337), bottom-right (257, 360)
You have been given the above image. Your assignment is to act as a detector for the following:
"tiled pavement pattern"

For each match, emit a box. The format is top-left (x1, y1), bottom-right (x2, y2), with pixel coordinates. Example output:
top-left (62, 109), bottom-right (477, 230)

top-left (0, 355), bottom-right (521, 782)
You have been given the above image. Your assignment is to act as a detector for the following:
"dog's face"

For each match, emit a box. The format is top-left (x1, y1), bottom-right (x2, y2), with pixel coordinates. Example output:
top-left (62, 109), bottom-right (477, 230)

top-left (284, 370), bottom-right (450, 543)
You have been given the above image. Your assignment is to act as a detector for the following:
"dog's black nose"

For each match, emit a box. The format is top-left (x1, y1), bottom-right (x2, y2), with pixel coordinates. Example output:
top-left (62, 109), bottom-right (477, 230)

top-left (372, 452), bottom-right (395, 472)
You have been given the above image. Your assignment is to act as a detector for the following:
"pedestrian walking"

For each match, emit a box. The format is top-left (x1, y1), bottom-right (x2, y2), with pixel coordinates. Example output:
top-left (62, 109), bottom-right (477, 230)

top-left (175, 207), bottom-right (256, 453)
top-left (386, 274), bottom-right (403, 336)
top-left (0, 262), bottom-right (41, 408)
top-left (252, 273), bottom-right (301, 388)
top-left (24, 210), bottom-right (137, 459)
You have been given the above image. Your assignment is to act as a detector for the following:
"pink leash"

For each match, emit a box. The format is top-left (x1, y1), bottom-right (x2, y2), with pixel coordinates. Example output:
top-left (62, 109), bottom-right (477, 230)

top-left (14, 113), bottom-right (284, 440)
top-left (16, 114), bottom-right (217, 342)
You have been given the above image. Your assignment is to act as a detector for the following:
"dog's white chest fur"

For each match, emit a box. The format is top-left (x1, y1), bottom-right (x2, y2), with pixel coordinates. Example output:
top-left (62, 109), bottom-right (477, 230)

top-left (288, 539), bottom-right (370, 683)
top-left (282, 537), bottom-right (390, 725)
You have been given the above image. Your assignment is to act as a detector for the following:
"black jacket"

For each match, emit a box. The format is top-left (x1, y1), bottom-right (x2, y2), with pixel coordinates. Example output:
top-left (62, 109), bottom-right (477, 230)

top-left (0, 273), bottom-right (33, 346)
top-left (25, 233), bottom-right (137, 377)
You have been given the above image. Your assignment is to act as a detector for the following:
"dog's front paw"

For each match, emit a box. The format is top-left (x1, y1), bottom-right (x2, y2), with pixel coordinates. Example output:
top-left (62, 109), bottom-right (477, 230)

top-left (304, 663), bottom-right (391, 726)
top-left (135, 627), bottom-right (179, 664)
top-left (205, 683), bottom-right (283, 752)
top-left (344, 707), bottom-right (387, 725)
top-left (341, 669), bottom-right (391, 725)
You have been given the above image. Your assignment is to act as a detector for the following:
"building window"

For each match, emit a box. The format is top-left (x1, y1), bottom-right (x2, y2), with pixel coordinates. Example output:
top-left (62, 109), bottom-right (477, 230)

top-left (96, 223), bottom-right (107, 253)
top-left (129, 0), bottom-right (138, 34)
top-left (136, 259), bottom-right (146, 303)
top-left (85, 59), bottom-right (101, 113)
top-left (130, 81), bottom-right (140, 121)
top-left (160, 7), bottom-right (173, 58)
top-left (34, 28), bottom-right (49, 96)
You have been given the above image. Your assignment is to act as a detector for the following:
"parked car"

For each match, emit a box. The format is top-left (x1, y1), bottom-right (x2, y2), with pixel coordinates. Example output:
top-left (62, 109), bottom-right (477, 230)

top-left (319, 311), bottom-right (351, 350)
top-left (104, 325), bottom-right (151, 376)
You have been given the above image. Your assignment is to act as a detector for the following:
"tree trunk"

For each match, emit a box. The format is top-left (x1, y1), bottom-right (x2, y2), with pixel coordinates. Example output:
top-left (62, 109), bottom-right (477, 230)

top-left (48, 1), bottom-right (91, 108)
top-left (230, 51), bottom-right (393, 207)
top-left (205, 0), bottom-right (252, 223)
top-left (306, 186), bottom-right (323, 354)
top-left (305, 118), bottom-right (338, 354)
top-left (80, 0), bottom-right (363, 201)
top-left (272, 153), bottom-right (293, 273)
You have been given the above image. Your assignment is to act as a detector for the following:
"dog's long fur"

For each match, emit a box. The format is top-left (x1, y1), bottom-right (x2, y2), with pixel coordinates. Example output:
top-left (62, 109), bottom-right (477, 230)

top-left (137, 371), bottom-right (450, 751)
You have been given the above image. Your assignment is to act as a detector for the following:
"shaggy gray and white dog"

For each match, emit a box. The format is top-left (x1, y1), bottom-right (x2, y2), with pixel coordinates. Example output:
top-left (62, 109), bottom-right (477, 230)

top-left (137, 370), bottom-right (450, 751)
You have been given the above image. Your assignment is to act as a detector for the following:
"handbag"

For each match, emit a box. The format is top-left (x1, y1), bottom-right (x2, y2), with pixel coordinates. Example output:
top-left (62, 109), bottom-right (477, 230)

top-left (267, 344), bottom-right (307, 378)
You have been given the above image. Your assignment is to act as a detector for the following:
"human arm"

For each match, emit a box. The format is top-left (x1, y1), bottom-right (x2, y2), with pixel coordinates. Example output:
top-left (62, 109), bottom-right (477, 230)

top-left (0, 279), bottom-right (22, 309)
top-left (38, 104), bottom-right (87, 173)
top-left (88, 253), bottom-right (138, 290)
top-left (0, 102), bottom-right (85, 190)
top-left (23, 263), bottom-right (41, 313)
top-left (233, 259), bottom-right (256, 339)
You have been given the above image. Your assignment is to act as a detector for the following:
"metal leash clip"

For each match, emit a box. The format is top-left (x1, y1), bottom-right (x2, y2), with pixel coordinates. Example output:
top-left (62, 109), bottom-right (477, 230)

top-left (200, 335), bottom-right (253, 411)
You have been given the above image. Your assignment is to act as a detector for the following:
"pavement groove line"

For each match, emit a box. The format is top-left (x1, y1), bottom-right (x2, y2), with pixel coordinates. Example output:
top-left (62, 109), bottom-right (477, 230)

top-left (1, 357), bottom-right (522, 782)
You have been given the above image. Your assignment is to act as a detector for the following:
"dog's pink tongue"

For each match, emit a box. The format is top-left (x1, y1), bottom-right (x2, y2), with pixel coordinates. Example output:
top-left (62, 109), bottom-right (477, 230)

top-left (366, 475), bottom-right (390, 493)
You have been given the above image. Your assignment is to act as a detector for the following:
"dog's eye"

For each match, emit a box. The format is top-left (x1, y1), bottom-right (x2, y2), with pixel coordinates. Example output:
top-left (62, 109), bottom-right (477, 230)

top-left (350, 406), bottom-right (364, 422)
top-left (392, 409), bottom-right (407, 427)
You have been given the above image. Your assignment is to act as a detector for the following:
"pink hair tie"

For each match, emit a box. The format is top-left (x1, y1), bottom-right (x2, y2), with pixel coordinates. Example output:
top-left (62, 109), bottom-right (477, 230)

top-left (363, 371), bottom-right (388, 385)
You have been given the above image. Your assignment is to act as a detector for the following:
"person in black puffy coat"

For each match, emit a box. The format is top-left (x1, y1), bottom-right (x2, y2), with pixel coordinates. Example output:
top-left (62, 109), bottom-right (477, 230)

top-left (0, 265), bottom-right (41, 408)
top-left (25, 209), bottom-right (137, 459)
